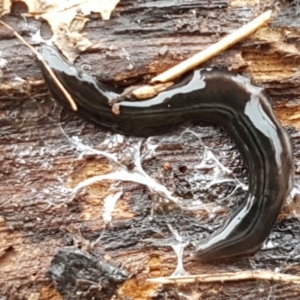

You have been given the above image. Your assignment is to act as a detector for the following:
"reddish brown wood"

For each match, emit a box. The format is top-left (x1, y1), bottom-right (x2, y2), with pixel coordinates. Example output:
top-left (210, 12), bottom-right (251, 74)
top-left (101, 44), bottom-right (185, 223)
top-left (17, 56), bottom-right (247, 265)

top-left (1, 1), bottom-right (300, 299)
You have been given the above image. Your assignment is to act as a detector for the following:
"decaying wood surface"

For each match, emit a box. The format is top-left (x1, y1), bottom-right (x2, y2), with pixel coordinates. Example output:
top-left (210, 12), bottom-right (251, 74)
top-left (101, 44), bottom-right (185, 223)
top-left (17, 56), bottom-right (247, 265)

top-left (1, 0), bottom-right (300, 299)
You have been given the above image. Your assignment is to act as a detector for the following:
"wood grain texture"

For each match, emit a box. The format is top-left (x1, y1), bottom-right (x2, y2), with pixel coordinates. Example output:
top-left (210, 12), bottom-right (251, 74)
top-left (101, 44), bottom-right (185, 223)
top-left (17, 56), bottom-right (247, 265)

top-left (1, 1), bottom-right (300, 299)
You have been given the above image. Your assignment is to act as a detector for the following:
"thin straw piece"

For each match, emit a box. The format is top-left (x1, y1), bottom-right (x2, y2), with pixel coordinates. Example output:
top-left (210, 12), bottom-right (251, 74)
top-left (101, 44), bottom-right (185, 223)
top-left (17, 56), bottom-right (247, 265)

top-left (151, 10), bottom-right (272, 84)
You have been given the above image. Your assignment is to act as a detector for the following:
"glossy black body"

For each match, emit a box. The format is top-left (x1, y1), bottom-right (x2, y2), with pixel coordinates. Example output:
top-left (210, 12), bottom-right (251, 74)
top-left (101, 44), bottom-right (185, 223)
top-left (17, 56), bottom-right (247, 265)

top-left (39, 45), bottom-right (294, 261)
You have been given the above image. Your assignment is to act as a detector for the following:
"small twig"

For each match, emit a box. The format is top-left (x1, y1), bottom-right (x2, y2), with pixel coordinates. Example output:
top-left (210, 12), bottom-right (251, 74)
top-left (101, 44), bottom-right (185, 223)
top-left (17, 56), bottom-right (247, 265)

top-left (0, 20), bottom-right (78, 111)
top-left (109, 81), bottom-right (174, 105)
top-left (147, 270), bottom-right (300, 285)
top-left (150, 10), bottom-right (273, 83)
top-left (131, 82), bottom-right (174, 99)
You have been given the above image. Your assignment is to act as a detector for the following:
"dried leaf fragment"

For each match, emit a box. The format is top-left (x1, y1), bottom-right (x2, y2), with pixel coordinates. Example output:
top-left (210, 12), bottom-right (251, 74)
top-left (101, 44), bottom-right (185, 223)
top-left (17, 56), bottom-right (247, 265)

top-left (8, 0), bottom-right (120, 59)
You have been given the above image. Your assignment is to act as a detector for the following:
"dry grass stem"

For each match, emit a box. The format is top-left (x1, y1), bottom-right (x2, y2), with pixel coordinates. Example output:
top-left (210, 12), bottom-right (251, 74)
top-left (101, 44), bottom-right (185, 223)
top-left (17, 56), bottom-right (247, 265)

top-left (150, 10), bottom-right (272, 84)
top-left (147, 270), bottom-right (300, 285)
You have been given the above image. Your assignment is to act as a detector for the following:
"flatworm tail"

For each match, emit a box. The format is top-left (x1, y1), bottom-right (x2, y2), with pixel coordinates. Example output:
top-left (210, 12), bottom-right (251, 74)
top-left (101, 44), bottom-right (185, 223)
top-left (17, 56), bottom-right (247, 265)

top-left (39, 45), bottom-right (294, 261)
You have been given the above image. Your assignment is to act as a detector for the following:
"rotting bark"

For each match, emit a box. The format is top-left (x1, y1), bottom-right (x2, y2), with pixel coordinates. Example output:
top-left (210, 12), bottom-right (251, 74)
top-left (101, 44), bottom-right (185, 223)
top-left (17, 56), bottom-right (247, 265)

top-left (1, 0), bottom-right (300, 299)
